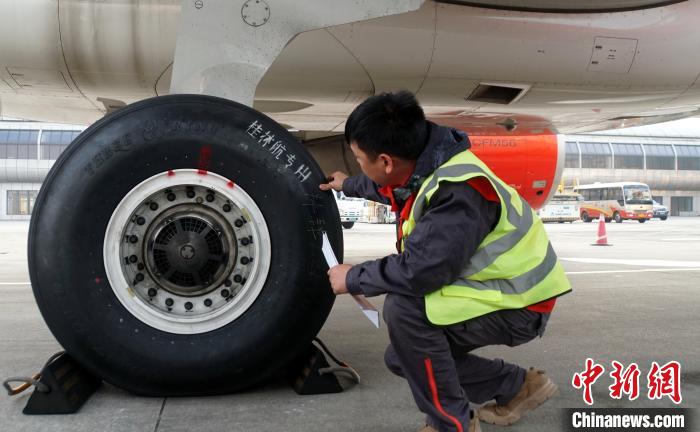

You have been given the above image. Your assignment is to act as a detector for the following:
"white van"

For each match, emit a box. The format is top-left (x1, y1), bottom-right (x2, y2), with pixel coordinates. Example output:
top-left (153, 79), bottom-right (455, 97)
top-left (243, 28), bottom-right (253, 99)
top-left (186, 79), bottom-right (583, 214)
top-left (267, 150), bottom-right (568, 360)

top-left (538, 193), bottom-right (582, 223)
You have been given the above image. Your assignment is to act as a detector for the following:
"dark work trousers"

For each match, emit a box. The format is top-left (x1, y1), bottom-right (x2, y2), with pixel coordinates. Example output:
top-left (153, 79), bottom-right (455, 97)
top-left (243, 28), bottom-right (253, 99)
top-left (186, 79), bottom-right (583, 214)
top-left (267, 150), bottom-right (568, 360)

top-left (383, 293), bottom-right (550, 432)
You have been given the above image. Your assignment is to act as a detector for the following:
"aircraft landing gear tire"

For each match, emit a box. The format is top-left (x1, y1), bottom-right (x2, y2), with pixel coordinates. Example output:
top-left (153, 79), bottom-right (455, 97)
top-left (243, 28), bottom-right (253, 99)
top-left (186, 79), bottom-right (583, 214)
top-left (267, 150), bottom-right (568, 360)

top-left (660, 216), bottom-right (668, 221)
top-left (341, 222), bottom-right (355, 229)
top-left (28, 95), bottom-right (343, 396)
top-left (613, 212), bottom-right (623, 223)
top-left (581, 212), bottom-right (591, 222)
top-left (638, 219), bottom-right (647, 223)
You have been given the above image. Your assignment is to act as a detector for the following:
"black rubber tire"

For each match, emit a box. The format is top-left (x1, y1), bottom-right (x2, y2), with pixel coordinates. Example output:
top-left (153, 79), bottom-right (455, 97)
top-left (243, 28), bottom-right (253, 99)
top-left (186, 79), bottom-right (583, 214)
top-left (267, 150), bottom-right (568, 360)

top-left (613, 212), bottom-right (623, 223)
top-left (605, 217), bottom-right (612, 223)
top-left (638, 219), bottom-right (647, 223)
top-left (660, 216), bottom-right (668, 221)
top-left (341, 222), bottom-right (355, 229)
top-left (28, 95), bottom-right (343, 396)
top-left (581, 212), bottom-right (591, 223)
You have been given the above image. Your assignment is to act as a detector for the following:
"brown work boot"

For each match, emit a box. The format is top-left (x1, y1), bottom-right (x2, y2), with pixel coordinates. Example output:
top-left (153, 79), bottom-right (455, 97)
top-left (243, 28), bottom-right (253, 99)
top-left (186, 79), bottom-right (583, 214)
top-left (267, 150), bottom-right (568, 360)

top-left (479, 368), bottom-right (558, 426)
top-left (418, 410), bottom-right (481, 432)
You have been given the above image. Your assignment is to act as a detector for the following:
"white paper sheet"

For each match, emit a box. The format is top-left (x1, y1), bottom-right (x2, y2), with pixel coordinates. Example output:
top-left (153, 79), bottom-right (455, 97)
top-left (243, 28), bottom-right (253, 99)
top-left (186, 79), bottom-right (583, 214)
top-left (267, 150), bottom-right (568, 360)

top-left (322, 232), bottom-right (380, 328)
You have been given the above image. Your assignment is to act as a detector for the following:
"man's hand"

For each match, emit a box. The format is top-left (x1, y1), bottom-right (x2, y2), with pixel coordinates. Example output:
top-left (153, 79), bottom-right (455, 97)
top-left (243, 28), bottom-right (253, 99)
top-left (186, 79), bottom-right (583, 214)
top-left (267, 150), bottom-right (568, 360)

top-left (319, 171), bottom-right (349, 192)
top-left (327, 264), bottom-right (352, 295)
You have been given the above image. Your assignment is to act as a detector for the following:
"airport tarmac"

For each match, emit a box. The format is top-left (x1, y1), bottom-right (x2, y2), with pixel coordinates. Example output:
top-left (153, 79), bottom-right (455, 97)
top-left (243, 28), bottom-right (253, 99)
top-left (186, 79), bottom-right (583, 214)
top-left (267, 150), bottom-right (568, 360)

top-left (1, 218), bottom-right (698, 431)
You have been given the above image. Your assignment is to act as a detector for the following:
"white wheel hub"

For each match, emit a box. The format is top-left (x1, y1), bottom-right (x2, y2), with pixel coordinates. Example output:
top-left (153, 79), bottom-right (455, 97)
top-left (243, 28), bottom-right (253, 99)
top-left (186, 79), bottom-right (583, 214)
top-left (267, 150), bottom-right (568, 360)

top-left (104, 169), bottom-right (271, 334)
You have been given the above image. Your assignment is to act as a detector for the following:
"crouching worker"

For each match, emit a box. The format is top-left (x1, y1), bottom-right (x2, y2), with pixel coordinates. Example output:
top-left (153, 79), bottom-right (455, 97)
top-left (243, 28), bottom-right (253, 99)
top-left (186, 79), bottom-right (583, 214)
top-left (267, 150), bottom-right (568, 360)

top-left (320, 91), bottom-right (571, 432)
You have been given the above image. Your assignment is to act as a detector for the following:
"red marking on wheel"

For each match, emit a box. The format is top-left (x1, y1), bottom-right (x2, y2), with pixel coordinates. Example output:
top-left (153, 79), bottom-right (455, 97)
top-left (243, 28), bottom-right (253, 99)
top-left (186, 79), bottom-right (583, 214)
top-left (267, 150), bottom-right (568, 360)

top-left (94, 277), bottom-right (101, 284)
top-left (198, 145), bottom-right (212, 173)
top-left (167, 170), bottom-right (175, 177)
top-left (198, 169), bottom-right (208, 175)
top-left (227, 181), bottom-right (235, 188)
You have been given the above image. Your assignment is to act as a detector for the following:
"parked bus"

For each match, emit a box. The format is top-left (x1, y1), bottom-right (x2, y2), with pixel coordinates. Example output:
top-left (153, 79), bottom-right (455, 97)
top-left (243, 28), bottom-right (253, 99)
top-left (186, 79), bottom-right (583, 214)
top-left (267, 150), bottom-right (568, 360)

top-left (538, 193), bottom-right (582, 223)
top-left (574, 182), bottom-right (654, 223)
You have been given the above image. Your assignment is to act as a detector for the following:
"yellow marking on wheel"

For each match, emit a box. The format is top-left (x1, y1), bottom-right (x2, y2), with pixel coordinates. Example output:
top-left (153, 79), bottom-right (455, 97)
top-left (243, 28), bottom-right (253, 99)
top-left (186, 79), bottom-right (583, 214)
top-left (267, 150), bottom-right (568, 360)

top-left (241, 207), bottom-right (252, 222)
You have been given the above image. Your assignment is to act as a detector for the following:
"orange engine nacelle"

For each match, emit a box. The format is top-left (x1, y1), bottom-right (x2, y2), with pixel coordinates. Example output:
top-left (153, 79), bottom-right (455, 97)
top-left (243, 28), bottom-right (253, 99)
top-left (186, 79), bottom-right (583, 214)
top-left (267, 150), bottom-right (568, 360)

top-left (459, 128), bottom-right (564, 210)
top-left (309, 123), bottom-right (563, 210)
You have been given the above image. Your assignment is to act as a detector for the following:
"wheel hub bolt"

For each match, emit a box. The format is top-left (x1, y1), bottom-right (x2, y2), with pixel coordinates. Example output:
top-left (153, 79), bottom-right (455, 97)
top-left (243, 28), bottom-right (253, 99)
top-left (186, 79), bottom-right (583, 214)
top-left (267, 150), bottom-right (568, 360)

top-left (186, 188), bottom-right (195, 199)
top-left (206, 194), bottom-right (215, 202)
top-left (234, 219), bottom-right (244, 228)
top-left (240, 257), bottom-right (251, 265)
top-left (221, 289), bottom-right (230, 298)
top-left (165, 298), bottom-right (174, 307)
top-left (129, 235), bottom-right (139, 244)
top-left (223, 204), bottom-right (231, 213)
top-left (135, 273), bottom-right (145, 282)
top-left (204, 299), bottom-right (212, 307)
top-left (185, 302), bottom-right (193, 311)
top-left (137, 263), bottom-right (145, 271)
top-left (136, 216), bottom-right (146, 226)
top-left (224, 279), bottom-right (232, 287)
top-left (148, 288), bottom-right (157, 297)
top-left (167, 193), bottom-right (176, 201)
top-left (241, 238), bottom-right (250, 246)
top-left (149, 202), bottom-right (159, 211)
top-left (129, 255), bottom-right (138, 263)
top-left (233, 274), bottom-right (243, 283)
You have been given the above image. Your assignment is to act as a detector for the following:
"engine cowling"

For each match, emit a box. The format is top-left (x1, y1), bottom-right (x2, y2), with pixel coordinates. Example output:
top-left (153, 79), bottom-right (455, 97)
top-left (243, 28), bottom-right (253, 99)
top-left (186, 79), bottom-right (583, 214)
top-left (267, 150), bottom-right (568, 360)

top-left (307, 124), bottom-right (564, 210)
top-left (457, 127), bottom-right (564, 210)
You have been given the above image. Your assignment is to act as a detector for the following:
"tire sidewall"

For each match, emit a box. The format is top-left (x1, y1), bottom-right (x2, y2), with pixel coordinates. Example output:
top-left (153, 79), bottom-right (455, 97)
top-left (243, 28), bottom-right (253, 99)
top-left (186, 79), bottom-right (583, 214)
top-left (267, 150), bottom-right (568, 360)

top-left (28, 95), bottom-right (343, 395)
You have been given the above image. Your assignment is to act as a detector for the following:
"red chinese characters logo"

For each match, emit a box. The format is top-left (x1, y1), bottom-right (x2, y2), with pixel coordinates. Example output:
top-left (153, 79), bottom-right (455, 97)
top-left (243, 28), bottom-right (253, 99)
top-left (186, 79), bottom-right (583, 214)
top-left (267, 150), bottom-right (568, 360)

top-left (572, 358), bottom-right (606, 405)
top-left (647, 361), bottom-right (682, 404)
top-left (572, 359), bottom-right (682, 405)
top-left (609, 361), bottom-right (640, 401)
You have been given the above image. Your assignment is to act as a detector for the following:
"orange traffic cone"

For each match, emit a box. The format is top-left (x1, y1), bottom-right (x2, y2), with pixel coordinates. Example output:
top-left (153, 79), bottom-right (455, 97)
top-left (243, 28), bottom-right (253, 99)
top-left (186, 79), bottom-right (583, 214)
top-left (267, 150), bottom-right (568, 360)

top-left (592, 216), bottom-right (611, 246)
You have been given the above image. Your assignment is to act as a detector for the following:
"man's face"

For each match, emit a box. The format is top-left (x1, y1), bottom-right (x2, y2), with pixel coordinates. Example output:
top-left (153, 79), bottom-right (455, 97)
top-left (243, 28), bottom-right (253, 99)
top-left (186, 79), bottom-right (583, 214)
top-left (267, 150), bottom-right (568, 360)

top-left (350, 141), bottom-right (413, 187)
top-left (350, 142), bottom-right (389, 186)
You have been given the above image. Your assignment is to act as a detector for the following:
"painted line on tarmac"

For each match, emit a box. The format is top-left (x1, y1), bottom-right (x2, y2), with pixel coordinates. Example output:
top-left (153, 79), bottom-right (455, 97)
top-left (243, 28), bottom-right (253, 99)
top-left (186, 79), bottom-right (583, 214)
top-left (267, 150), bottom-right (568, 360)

top-left (560, 257), bottom-right (700, 267)
top-left (566, 268), bottom-right (700, 275)
top-left (0, 282), bottom-right (31, 285)
top-left (659, 237), bottom-right (700, 241)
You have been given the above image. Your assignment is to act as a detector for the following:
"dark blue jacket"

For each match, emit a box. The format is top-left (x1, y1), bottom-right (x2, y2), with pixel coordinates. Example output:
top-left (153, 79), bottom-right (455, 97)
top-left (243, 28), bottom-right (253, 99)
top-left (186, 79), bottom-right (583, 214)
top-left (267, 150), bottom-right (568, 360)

top-left (343, 122), bottom-right (501, 297)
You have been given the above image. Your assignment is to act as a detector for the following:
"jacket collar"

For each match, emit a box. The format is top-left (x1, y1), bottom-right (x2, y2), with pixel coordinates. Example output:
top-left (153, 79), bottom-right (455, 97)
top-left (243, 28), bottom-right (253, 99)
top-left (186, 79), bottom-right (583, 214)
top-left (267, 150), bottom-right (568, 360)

top-left (392, 121), bottom-right (471, 203)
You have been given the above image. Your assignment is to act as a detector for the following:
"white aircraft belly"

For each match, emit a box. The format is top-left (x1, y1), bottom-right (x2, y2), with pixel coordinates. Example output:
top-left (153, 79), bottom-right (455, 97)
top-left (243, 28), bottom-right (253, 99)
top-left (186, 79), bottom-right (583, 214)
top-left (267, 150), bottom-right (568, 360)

top-left (1, 0), bottom-right (700, 132)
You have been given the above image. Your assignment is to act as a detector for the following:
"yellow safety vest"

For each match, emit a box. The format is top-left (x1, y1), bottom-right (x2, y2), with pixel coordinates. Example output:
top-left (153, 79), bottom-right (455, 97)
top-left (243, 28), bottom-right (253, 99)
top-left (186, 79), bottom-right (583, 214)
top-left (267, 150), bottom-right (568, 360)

top-left (401, 150), bottom-right (571, 326)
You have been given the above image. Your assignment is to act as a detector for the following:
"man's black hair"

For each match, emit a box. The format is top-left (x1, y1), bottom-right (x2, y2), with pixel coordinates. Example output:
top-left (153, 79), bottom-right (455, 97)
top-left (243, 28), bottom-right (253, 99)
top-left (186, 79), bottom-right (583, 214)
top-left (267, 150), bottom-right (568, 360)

top-left (344, 91), bottom-right (427, 160)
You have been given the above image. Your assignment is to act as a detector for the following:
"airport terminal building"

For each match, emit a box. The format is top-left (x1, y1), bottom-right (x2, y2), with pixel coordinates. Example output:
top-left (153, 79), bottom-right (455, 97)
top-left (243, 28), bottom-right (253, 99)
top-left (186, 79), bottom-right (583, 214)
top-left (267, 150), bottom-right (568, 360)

top-left (0, 121), bottom-right (83, 220)
top-left (562, 119), bottom-right (700, 217)
top-left (1, 119), bottom-right (700, 220)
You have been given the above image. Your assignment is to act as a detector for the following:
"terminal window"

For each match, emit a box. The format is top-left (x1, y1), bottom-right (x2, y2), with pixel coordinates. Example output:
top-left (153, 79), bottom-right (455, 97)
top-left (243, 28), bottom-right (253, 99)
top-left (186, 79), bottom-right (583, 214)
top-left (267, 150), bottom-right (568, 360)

top-left (643, 144), bottom-right (675, 170)
top-left (611, 143), bottom-right (643, 169)
top-left (6, 190), bottom-right (38, 215)
top-left (579, 142), bottom-right (612, 169)
top-left (40, 130), bottom-right (82, 160)
top-left (0, 129), bottom-right (39, 160)
top-left (675, 145), bottom-right (700, 170)
top-left (565, 142), bottom-right (580, 168)
top-left (671, 196), bottom-right (693, 215)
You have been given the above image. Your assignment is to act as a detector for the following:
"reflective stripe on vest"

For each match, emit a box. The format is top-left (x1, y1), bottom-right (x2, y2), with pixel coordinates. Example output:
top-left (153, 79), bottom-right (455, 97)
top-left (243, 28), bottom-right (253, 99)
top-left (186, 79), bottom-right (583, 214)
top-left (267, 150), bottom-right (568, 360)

top-left (412, 163), bottom-right (532, 279)
top-left (401, 150), bottom-right (571, 325)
